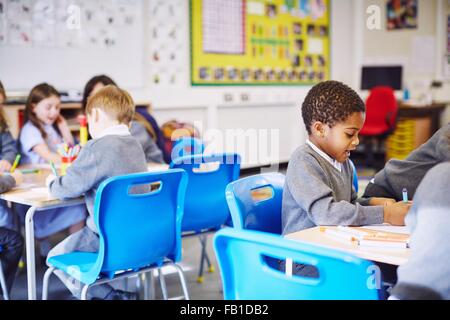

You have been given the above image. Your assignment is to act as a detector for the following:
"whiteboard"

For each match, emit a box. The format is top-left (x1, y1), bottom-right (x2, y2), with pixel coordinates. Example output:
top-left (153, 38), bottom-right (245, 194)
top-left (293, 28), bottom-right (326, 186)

top-left (0, 0), bottom-right (144, 91)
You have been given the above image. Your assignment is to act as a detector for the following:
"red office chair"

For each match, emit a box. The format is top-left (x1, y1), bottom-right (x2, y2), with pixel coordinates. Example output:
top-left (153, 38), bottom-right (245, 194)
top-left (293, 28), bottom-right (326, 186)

top-left (359, 86), bottom-right (398, 168)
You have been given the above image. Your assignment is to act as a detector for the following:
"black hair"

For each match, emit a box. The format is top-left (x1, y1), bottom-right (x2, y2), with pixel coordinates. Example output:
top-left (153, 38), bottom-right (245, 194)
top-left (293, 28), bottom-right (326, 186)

top-left (302, 80), bottom-right (365, 135)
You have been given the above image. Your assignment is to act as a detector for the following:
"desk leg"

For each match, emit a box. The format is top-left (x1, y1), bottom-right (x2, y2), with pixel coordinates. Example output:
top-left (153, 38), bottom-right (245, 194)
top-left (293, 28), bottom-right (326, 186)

top-left (25, 206), bottom-right (37, 300)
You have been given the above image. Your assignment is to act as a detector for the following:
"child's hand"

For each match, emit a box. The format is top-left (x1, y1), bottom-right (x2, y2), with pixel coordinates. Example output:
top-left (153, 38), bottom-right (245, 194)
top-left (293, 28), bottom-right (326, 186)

top-left (46, 174), bottom-right (57, 188)
top-left (383, 201), bottom-right (412, 226)
top-left (10, 171), bottom-right (23, 186)
top-left (56, 115), bottom-right (74, 145)
top-left (0, 160), bottom-right (12, 172)
top-left (369, 197), bottom-right (396, 206)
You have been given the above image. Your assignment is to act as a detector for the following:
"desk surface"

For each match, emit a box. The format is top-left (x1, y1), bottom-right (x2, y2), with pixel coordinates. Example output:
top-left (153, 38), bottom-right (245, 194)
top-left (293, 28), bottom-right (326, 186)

top-left (0, 166), bottom-right (84, 208)
top-left (0, 163), bottom-right (169, 208)
top-left (285, 226), bottom-right (411, 266)
top-left (398, 101), bottom-right (447, 109)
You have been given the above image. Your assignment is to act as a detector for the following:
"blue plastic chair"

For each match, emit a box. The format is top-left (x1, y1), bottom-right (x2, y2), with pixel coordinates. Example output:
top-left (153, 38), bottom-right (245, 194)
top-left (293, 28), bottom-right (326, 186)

top-left (42, 170), bottom-right (190, 300)
top-left (171, 137), bottom-right (205, 162)
top-left (0, 245), bottom-right (9, 300)
top-left (170, 153), bottom-right (240, 283)
top-left (349, 159), bottom-right (359, 193)
top-left (226, 172), bottom-right (285, 234)
top-left (214, 228), bottom-right (383, 300)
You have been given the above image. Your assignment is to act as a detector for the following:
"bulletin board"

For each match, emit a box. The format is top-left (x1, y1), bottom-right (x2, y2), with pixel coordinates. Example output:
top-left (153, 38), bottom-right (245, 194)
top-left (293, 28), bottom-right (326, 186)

top-left (148, 0), bottom-right (187, 87)
top-left (190, 0), bottom-right (330, 86)
top-left (0, 0), bottom-right (144, 90)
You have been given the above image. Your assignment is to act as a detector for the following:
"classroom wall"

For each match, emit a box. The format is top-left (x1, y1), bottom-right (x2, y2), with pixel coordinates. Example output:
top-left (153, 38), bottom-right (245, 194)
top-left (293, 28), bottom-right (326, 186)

top-left (361, 0), bottom-right (449, 100)
top-left (4, 1), bottom-right (446, 168)
top-left (442, 0), bottom-right (450, 125)
top-left (132, 0), bottom-right (356, 168)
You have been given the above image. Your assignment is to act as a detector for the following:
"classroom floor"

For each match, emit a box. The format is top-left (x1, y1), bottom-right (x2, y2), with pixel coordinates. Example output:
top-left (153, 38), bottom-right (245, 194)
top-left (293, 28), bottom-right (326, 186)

top-left (10, 234), bottom-right (224, 300)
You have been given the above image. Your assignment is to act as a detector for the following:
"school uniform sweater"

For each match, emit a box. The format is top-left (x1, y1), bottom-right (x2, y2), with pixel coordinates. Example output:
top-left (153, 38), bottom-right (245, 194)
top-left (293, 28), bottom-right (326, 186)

top-left (130, 121), bottom-right (164, 164)
top-left (391, 162), bottom-right (450, 300)
top-left (282, 144), bottom-right (384, 235)
top-left (0, 130), bottom-right (18, 165)
top-left (366, 123), bottom-right (450, 201)
top-left (48, 125), bottom-right (148, 233)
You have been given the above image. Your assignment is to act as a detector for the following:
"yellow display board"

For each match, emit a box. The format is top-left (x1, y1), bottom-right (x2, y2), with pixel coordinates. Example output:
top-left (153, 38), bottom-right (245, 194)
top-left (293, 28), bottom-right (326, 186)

top-left (191, 0), bottom-right (330, 85)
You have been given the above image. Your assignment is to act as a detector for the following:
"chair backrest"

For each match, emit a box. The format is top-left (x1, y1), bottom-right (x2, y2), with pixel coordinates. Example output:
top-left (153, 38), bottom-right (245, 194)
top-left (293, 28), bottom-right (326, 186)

top-left (170, 153), bottom-right (240, 232)
top-left (214, 228), bottom-right (382, 300)
top-left (90, 170), bottom-right (187, 279)
top-left (348, 159), bottom-right (358, 193)
top-left (171, 137), bottom-right (205, 161)
top-left (226, 172), bottom-right (285, 234)
top-left (361, 86), bottom-right (398, 135)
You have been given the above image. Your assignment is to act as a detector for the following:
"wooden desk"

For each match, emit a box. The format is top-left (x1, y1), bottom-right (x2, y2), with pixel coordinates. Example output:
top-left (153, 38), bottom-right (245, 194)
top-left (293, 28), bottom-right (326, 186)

top-left (285, 226), bottom-right (410, 266)
top-left (1, 163), bottom-right (169, 300)
top-left (1, 166), bottom-right (84, 300)
top-left (397, 102), bottom-right (447, 140)
top-left (386, 102), bottom-right (448, 160)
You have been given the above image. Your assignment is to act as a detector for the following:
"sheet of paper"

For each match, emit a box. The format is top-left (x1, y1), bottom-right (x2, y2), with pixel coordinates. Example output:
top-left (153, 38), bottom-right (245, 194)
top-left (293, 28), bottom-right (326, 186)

top-left (362, 223), bottom-right (410, 235)
top-left (29, 187), bottom-right (52, 197)
top-left (12, 182), bottom-right (37, 191)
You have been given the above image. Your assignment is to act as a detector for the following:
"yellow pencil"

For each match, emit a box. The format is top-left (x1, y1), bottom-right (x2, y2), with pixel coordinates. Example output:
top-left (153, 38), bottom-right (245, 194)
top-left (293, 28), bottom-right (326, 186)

top-left (10, 154), bottom-right (21, 173)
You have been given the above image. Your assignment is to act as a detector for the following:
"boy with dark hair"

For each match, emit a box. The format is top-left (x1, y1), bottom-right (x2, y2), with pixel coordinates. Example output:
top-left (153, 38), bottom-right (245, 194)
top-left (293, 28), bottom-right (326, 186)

top-left (283, 81), bottom-right (410, 237)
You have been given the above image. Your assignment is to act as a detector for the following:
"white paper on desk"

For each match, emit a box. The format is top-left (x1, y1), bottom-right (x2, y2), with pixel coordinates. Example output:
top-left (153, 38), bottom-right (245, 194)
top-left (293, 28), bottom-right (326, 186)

top-left (362, 224), bottom-right (410, 235)
top-left (33, 163), bottom-right (61, 169)
top-left (29, 187), bottom-right (52, 197)
top-left (12, 183), bottom-right (37, 191)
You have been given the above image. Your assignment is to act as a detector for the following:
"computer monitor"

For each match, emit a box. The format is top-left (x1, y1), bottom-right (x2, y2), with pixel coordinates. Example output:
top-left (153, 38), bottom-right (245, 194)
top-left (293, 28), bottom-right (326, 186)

top-left (360, 66), bottom-right (403, 90)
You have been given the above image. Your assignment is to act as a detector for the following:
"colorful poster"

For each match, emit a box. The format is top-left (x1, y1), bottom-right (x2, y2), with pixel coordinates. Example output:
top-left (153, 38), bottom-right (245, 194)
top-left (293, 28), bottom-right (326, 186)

top-left (191, 0), bottom-right (330, 85)
top-left (0, 0), bottom-right (139, 48)
top-left (148, 0), bottom-right (185, 86)
top-left (387, 0), bottom-right (418, 30)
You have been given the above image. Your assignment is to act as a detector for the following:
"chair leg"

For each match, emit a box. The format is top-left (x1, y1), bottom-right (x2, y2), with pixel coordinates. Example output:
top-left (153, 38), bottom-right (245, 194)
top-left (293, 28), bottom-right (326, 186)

top-left (143, 271), bottom-right (156, 300)
top-left (81, 284), bottom-right (90, 300)
top-left (197, 235), bottom-right (207, 283)
top-left (204, 249), bottom-right (215, 273)
top-left (42, 267), bottom-right (55, 300)
top-left (157, 268), bottom-right (168, 300)
top-left (200, 235), bottom-right (215, 274)
top-left (172, 263), bottom-right (190, 300)
top-left (0, 261), bottom-right (9, 300)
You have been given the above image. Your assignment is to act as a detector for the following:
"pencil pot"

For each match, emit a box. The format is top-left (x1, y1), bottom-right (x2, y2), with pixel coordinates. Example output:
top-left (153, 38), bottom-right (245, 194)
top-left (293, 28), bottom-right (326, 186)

top-left (61, 156), bottom-right (77, 176)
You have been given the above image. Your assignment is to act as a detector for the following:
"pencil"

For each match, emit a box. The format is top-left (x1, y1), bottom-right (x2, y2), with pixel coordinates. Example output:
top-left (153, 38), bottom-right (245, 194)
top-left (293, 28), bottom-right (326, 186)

top-left (19, 168), bottom-right (41, 174)
top-left (50, 161), bottom-right (59, 176)
top-left (402, 188), bottom-right (408, 203)
top-left (10, 154), bottom-right (21, 173)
